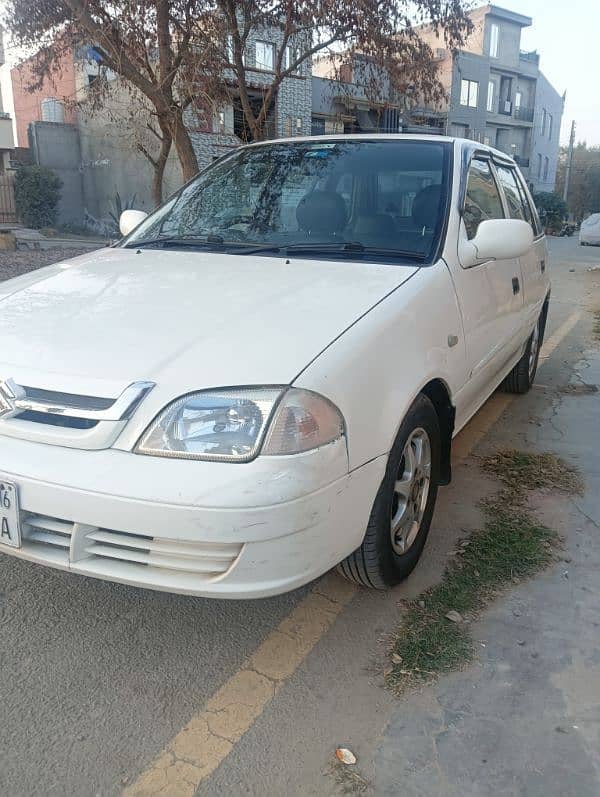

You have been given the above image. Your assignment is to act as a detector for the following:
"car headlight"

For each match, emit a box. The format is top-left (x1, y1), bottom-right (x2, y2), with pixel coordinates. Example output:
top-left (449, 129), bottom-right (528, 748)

top-left (135, 387), bottom-right (345, 462)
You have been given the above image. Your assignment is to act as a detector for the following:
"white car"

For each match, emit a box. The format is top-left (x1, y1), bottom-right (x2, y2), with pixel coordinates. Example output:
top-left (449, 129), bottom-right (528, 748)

top-left (0, 136), bottom-right (549, 598)
top-left (580, 213), bottom-right (600, 245)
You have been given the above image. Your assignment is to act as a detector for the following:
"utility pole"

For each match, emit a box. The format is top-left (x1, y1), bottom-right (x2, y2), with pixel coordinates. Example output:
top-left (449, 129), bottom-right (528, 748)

top-left (563, 120), bottom-right (576, 205)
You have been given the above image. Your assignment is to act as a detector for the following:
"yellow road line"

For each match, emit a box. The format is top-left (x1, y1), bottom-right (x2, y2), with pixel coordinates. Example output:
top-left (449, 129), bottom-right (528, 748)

top-left (123, 575), bottom-right (357, 797)
top-left (123, 309), bottom-right (581, 797)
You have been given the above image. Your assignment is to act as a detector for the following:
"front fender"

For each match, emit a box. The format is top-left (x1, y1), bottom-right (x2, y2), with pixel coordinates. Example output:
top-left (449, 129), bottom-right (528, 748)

top-left (294, 261), bottom-right (466, 471)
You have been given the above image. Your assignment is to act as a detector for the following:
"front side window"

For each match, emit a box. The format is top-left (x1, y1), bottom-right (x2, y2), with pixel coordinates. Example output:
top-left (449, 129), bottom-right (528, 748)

top-left (123, 140), bottom-right (450, 263)
top-left (489, 23), bottom-right (499, 57)
top-left (460, 79), bottom-right (479, 108)
top-left (496, 165), bottom-right (527, 221)
top-left (255, 41), bottom-right (275, 71)
top-left (463, 158), bottom-right (504, 239)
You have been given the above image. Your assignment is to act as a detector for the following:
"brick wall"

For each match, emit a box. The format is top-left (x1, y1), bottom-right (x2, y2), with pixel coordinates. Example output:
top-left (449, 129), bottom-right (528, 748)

top-left (11, 50), bottom-right (77, 148)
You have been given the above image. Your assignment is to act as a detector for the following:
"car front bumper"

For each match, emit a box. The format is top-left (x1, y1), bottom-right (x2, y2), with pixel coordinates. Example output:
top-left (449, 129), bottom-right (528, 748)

top-left (0, 436), bottom-right (386, 598)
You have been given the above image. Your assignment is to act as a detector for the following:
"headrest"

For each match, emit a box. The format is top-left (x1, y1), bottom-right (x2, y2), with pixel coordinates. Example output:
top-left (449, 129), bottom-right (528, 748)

top-left (296, 191), bottom-right (348, 235)
top-left (412, 184), bottom-right (442, 230)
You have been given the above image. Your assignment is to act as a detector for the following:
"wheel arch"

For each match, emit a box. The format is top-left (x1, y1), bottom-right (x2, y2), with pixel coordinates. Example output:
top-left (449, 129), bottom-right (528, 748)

top-left (420, 378), bottom-right (455, 486)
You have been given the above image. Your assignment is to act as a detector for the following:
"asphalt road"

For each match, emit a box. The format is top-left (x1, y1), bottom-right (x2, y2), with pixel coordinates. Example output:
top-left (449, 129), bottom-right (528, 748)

top-left (1, 236), bottom-right (599, 796)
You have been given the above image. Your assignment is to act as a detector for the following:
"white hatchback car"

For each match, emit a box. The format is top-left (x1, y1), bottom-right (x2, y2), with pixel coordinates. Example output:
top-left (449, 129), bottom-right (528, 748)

top-left (0, 136), bottom-right (549, 598)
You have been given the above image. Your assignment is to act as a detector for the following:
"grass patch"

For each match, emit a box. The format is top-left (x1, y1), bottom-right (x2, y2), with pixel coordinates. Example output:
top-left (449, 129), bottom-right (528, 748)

top-left (480, 448), bottom-right (584, 498)
top-left (330, 761), bottom-right (370, 794)
top-left (387, 450), bottom-right (580, 692)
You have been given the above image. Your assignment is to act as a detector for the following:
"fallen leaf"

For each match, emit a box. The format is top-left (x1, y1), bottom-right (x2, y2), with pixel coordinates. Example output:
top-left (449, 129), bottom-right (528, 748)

top-left (445, 610), bottom-right (463, 623)
top-left (336, 748), bottom-right (357, 765)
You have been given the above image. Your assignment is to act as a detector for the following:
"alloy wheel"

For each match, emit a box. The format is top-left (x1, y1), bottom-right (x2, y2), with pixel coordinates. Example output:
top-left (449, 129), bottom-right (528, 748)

top-left (390, 428), bottom-right (431, 555)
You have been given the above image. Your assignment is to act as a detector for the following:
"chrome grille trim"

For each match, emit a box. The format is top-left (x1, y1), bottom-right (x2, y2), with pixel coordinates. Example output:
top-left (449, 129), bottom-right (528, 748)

top-left (1, 380), bottom-right (155, 421)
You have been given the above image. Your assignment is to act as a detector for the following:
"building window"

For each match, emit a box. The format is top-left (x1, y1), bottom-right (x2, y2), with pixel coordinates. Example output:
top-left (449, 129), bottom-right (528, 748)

top-left (540, 109), bottom-right (546, 135)
top-left (547, 113), bottom-right (553, 140)
top-left (515, 91), bottom-right (522, 109)
top-left (489, 23), bottom-right (499, 58)
top-left (537, 153), bottom-right (542, 178)
top-left (255, 41), bottom-right (275, 71)
top-left (460, 79), bottom-right (479, 108)
top-left (284, 46), bottom-right (297, 72)
top-left (543, 156), bottom-right (549, 181)
top-left (486, 80), bottom-right (494, 112)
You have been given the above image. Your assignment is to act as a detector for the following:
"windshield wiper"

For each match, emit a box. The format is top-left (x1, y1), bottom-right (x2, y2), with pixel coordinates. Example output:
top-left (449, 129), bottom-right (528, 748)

top-left (235, 241), bottom-right (426, 261)
top-left (125, 234), bottom-right (227, 249)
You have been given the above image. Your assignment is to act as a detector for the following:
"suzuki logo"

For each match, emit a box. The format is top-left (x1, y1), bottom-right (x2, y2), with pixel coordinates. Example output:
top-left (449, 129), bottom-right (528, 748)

top-left (0, 378), bottom-right (24, 418)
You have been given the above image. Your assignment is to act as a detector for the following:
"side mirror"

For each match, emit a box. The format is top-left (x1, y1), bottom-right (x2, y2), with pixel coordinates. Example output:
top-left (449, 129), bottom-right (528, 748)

top-left (119, 209), bottom-right (148, 237)
top-left (459, 219), bottom-right (534, 268)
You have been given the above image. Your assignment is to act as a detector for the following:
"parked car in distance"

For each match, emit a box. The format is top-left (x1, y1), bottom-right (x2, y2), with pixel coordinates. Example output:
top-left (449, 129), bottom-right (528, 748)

top-left (0, 135), bottom-right (549, 598)
top-left (579, 213), bottom-right (600, 245)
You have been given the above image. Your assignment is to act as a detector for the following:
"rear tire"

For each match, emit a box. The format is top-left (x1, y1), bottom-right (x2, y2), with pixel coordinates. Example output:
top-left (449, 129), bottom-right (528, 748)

top-left (501, 315), bottom-right (542, 394)
top-left (338, 394), bottom-right (440, 589)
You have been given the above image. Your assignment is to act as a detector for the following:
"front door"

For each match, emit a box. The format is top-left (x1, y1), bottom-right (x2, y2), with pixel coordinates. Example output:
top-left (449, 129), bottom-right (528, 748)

top-left (449, 156), bottom-right (525, 429)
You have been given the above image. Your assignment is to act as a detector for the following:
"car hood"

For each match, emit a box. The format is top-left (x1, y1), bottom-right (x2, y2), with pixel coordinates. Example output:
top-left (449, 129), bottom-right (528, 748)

top-left (0, 247), bottom-right (418, 400)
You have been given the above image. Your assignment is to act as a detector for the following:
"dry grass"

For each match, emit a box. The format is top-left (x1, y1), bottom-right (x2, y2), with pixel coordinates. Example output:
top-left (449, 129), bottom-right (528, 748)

top-left (387, 450), bottom-right (581, 694)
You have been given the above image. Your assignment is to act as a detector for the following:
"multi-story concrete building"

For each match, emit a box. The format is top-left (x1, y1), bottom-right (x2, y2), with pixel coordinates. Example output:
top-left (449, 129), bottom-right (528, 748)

top-left (415, 4), bottom-right (564, 190)
top-left (311, 53), bottom-right (405, 136)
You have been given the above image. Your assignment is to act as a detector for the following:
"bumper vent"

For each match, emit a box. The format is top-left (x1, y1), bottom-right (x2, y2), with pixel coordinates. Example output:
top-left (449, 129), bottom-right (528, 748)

top-left (85, 529), bottom-right (242, 578)
top-left (22, 514), bottom-right (74, 550)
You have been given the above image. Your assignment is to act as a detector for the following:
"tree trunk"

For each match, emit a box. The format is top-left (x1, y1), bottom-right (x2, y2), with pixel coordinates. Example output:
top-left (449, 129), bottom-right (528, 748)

top-left (167, 108), bottom-right (199, 181)
top-left (152, 131), bottom-right (172, 207)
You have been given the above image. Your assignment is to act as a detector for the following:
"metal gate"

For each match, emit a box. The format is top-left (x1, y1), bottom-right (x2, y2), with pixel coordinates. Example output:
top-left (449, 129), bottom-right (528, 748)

top-left (0, 173), bottom-right (17, 224)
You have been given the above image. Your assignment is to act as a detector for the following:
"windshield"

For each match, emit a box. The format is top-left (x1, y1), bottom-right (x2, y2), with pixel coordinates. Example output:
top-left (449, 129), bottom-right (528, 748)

top-left (124, 139), bottom-right (450, 262)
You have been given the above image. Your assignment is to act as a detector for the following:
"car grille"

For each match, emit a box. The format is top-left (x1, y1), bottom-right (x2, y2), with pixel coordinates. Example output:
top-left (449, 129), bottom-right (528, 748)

top-left (17, 512), bottom-right (242, 586)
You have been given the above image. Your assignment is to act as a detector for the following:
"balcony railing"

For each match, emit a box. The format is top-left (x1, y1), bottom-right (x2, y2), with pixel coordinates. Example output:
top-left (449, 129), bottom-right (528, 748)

top-left (519, 49), bottom-right (540, 65)
top-left (514, 106), bottom-right (534, 122)
top-left (495, 101), bottom-right (534, 123)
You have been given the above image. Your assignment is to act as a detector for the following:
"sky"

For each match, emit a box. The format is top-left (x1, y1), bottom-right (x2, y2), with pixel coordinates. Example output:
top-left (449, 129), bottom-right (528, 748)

top-left (513, 0), bottom-right (600, 146)
top-left (1, 0), bottom-right (599, 147)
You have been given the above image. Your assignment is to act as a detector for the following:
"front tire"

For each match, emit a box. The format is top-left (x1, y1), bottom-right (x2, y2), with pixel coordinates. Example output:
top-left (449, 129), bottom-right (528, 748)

top-left (338, 394), bottom-right (441, 589)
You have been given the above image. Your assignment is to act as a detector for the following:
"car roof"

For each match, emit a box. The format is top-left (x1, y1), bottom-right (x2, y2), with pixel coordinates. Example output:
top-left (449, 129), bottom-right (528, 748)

top-left (245, 134), bottom-right (517, 166)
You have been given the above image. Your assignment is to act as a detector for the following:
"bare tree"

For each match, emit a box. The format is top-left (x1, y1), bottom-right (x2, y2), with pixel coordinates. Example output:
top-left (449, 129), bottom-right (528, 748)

top-left (204, 0), bottom-right (473, 141)
top-left (5, 0), bottom-right (224, 180)
top-left (5, 0), bottom-right (472, 184)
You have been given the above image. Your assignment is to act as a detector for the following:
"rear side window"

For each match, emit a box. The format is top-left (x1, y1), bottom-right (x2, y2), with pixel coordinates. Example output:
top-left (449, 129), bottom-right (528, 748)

top-left (463, 159), bottom-right (504, 239)
top-left (514, 170), bottom-right (543, 236)
top-left (495, 165), bottom-right (527, 221)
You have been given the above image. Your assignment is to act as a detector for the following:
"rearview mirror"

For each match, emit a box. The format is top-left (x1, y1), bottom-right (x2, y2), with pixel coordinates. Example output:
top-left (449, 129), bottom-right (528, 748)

top-left (459, 219), bottom-right (534, 268)
top-left (119, 209), bottom-right (148, 237)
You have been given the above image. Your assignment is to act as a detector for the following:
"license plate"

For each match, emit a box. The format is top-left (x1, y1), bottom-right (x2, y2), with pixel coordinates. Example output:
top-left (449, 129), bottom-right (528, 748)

top-left (0, 480), bottom-right (21, 549)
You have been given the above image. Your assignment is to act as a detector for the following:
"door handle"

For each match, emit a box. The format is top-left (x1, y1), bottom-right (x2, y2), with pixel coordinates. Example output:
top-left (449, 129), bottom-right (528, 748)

top-left (540, 259), bottom-right (546, 273)
top-left (512, 277), bottom-right (520, 295)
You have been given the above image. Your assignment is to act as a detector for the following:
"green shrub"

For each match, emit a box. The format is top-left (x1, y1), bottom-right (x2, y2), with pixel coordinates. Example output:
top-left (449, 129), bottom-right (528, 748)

top-left (532, 191), bottom-right (567, 232)
top-left (15, 165), bottom-right (63, 228)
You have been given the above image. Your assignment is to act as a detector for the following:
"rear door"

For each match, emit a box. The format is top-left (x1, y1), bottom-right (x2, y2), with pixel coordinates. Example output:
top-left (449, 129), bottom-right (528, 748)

top-left (494, 163), bottom-right (547, 335)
